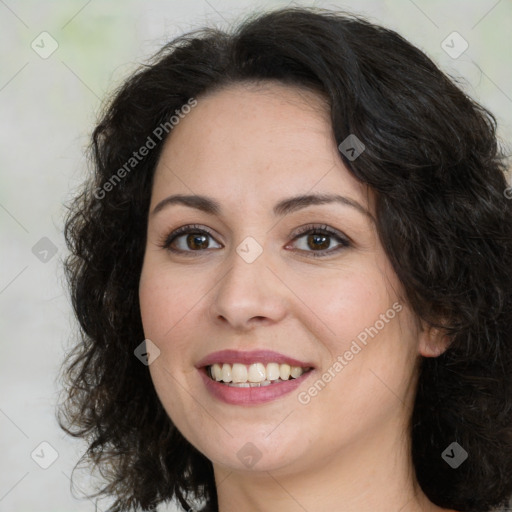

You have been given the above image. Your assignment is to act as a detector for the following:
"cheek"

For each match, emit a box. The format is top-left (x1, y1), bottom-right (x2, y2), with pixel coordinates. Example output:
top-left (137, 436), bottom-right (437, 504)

top-left (139, 264), bottom-right (204, 427)
top-left (294, 265), bottom-right (393, 344)
top-left (139, 261), bottom-right (199, 342)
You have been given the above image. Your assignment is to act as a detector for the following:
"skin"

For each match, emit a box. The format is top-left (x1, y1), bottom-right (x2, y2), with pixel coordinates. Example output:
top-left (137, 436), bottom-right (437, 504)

top-left (139, 82), bottom-right (456, 512)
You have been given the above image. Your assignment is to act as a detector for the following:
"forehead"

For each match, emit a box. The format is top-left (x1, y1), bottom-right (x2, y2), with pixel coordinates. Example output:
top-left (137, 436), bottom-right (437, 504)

top-left (151, 82), bottom-right (367, 209)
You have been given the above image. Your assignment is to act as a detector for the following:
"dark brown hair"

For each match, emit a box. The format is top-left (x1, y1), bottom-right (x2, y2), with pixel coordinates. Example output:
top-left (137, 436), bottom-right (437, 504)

top-left (58, 7), bottom-right (512, 512)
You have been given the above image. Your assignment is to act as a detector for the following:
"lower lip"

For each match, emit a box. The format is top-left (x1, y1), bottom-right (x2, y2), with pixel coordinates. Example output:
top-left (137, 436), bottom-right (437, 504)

top-left (199, 368), bottom-right (313, 405)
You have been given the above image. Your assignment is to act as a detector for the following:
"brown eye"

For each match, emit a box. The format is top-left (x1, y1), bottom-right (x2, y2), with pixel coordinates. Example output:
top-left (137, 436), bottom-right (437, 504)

top-left (288, 225), bottom-right (351, 257)
top-left (162, 225), bottom-right (222, 254)
top-left (186, 233), bottom-right (210, 250)
top-left (307, 233), bottom-right (330, 250)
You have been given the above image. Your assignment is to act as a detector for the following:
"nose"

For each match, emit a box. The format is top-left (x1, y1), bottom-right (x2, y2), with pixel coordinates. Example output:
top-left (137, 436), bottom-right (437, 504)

top-left (209, 244), bottom-right (288, 331)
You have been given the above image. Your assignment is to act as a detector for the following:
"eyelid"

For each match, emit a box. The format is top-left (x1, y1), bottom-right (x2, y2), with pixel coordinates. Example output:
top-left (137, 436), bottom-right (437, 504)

top-left (289, 223), bottom-right (350, 242)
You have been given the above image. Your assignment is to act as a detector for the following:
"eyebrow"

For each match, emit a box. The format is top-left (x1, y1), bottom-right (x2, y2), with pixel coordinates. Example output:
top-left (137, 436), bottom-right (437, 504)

top-left (151, 193), bottom-right (373, 220)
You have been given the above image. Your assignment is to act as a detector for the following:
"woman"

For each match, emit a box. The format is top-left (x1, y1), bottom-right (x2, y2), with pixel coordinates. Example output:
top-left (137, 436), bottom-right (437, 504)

top-left (58, 7), bottom-right (512, 512)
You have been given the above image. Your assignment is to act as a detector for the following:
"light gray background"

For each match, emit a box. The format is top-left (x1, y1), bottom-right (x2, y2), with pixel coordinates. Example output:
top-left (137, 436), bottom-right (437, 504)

top-left (1, 1), bottom-right (511, 511)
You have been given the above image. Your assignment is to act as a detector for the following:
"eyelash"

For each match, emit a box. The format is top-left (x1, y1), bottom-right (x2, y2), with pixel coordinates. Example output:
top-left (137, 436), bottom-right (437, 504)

top-left (158, 223), bottom-right (351, 258)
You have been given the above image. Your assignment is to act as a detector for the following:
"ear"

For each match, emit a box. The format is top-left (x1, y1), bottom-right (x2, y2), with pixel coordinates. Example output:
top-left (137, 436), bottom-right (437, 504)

top-left (418, 325), bottom-right (451, 358)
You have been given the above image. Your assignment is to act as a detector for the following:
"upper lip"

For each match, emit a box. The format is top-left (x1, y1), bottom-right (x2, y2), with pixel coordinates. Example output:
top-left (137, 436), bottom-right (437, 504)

top-left (196, 349), bottom-right (314, 369)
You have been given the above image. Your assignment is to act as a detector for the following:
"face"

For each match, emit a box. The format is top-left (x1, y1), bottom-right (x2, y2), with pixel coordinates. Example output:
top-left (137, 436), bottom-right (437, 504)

top-left (139, 82), bottom-right (428, 477)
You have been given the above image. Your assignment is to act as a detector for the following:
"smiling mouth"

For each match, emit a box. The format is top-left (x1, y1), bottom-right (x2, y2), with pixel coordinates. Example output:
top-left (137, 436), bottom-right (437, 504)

top-left (206, 362), bottom-right (313, 387)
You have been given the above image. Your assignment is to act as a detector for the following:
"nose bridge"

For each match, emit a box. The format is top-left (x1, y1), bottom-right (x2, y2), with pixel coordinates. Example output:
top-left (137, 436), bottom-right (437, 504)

top-left (210, 238), bottom-right (286, 327)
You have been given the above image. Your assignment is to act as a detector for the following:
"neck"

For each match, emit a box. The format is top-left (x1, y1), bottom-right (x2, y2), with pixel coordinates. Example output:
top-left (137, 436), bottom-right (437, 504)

top-left (213, 416), bottom-right (441, 512)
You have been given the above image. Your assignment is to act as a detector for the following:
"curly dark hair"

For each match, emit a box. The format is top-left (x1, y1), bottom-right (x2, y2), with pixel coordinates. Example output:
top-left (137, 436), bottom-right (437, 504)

top-left (57, 6), bottom-right (512, 512)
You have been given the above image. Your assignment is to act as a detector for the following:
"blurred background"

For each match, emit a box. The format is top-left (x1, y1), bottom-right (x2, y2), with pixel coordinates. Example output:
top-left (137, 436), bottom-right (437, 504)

top-left (1, 0), bottom-right (511, 510)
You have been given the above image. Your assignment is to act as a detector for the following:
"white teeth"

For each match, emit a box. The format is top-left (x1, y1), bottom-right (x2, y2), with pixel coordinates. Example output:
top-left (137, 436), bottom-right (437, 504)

top-left (266, 362), bottom-right (280, 381)
top-left (221, 363), bottom-right (232, 382)
top-left (279, 364), bottom-right (291, 381)
top-left (208, 362), bottom-right (308, 384)
top-left (228, 380), bottom-right (271, 388)
top-left (290, 366), bottom-right (303, 379)
top-left (212, 363), bottom-right (222, 381)
top-left (231, 363), bottom-right (248, 383)
top-left (248, 363), bottom-right (266, 382)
